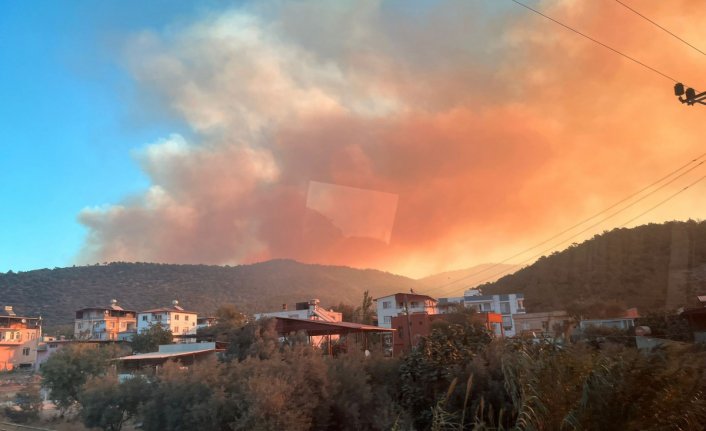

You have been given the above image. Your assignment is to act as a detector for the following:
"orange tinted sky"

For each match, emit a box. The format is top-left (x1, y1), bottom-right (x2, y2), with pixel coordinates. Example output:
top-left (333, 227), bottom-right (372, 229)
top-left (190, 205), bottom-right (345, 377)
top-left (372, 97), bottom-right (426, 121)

top-left (77, 1), bottom-right (706, 280)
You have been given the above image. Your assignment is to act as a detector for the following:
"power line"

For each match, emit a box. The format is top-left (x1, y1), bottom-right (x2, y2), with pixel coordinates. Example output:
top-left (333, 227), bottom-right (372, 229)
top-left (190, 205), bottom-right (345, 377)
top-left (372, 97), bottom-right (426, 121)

top-left (424, 154), bottom-right (706, 296)
top-left (461, 171), bottom-right (706, 290)
top-left (613, 0), bottom-right (706, 57)
top-left (509, 0), bottom-right (679, 83)
top-left (619, 175), bottom-right (706, 227)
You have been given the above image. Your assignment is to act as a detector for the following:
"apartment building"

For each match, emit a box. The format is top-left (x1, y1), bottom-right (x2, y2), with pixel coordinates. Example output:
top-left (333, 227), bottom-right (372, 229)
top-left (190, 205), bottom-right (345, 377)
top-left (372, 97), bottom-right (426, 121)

top-left (74, 299), bottom-right (137, 341)
top-left (375, 293), bottom-right (438, 329)
top-left (0, 306), bottom-right (41, 371)
top-left (137, 300), bottom-right (198, 337)
top-left (439, 289), bottom-right (526, 336)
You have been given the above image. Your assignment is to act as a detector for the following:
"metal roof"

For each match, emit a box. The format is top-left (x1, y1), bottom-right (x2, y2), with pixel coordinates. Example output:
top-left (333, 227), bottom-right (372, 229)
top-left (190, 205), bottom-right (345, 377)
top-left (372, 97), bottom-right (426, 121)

top-left (273, 317), bottom-right (395, 336)
top-left (115, 348), bottom-right (218, 361)
top-left (373, 293), bottom-right (438, 303)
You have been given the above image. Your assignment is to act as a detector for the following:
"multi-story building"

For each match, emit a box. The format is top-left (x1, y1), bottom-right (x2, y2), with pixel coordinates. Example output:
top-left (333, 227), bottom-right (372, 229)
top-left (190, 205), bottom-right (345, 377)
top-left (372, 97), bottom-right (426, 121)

top-left (137, 300), bottom-right (198, 338)
top-left (438, 289), bottom-right (526, 336)
top-left (391, 311), bottom-right (503, 356)
top-left (375, 293), bottom-right (438, 329)
top-left (254, 299), bottom-right (342, 322)
top-left (74, 299), bottom-right (137, 341)
top-left (0, 306), bottom-right (41, 371)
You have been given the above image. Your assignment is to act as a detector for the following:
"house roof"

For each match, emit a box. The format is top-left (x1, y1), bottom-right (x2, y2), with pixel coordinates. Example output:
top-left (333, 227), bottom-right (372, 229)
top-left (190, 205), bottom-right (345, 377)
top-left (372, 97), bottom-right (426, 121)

top-left (114, 348), bottom-right (218, 362)
top-left (0, 309), bottom-right (40, 320)
top-left (272, 317), bottom-right (394, 336)
top-left (76, 305), bottom-right (136, 313)
top-left (139, 307), bottom-right (197, 314)
top-left (373, 293), bottom-right (438, 303)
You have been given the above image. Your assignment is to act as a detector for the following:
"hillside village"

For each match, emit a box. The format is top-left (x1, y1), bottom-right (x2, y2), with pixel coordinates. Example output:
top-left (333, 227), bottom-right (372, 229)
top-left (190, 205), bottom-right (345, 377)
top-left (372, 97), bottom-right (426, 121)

top-left (3, 284), bottom-right (705, 373)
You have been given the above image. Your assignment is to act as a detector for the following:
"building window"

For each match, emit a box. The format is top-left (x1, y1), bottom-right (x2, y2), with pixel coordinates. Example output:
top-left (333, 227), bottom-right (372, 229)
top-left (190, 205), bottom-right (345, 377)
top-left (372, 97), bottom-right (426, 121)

top-left (517, 299), bottom-right (525, 309)
top-left (185, 315), bottom-right (189, 321)
top-left (502, 316), bottom-right (513, 330)
top-left (142, 316), bottom-right (148, 321)
top-left (22, 348), bottom-right (30, 356)
top-left (382, 301), bottom-right (391, 309)
top-left (500, 302), bottom-right (511, 314)
top-left (384, 316), bottom-right (392, 324)
top-left (174, 314), bottom-right (180, 321)
top-left (397, 302), bottom-right (404, 308)
top-left (410, 301), bottom-right (419, 308)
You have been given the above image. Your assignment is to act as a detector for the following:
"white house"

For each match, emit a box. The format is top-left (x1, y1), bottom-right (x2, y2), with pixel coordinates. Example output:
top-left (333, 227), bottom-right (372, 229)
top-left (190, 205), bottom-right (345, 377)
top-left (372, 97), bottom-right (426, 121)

top-left (438, 289), bottom-right (526, 337)
top-left (375, 293), bottom-right (438, 329)
top-left (137, 300), bottom-right (198, 339)
top-left (254, 299), bottom-right (342, 322)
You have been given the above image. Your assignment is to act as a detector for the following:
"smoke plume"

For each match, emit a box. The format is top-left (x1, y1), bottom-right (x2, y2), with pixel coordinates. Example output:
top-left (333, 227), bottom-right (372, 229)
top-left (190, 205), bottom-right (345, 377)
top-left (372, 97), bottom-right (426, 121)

top-left (78, 1), bottom-right (706, 277)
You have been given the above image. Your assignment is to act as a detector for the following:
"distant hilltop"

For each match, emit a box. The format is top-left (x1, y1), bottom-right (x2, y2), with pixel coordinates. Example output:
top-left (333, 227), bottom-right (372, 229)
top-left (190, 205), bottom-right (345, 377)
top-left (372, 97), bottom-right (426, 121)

top-left (1, 220), bottom-right (704, 328)
top-left (481, 220), bottom-right (706, 315)
top-left (0, 259), bottom-right (421, 327)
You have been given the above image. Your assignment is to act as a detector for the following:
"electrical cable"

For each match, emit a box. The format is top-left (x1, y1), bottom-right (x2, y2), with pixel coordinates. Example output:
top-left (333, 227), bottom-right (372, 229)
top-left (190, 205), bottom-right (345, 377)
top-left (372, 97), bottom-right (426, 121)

top-left (509, 0), bottom-right (680, 83)
top-left (423, 154), bottom-right (706, 296)
top-left (459, 171), bottom-right (706, 290)
top-left (614, 0), bottom-right (706, 57)
top-left (619, 174), bottom-right (706, 227)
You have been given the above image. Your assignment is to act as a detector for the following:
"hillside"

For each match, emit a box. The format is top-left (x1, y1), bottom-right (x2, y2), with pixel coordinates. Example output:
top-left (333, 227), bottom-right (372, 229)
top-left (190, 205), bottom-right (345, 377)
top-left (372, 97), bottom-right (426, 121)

top-left (0, 259), bottom-right (422, 326)
top-left (417, 263), bottom-right (520, 297)
top-left (482, 220), bottom-right (706, 315)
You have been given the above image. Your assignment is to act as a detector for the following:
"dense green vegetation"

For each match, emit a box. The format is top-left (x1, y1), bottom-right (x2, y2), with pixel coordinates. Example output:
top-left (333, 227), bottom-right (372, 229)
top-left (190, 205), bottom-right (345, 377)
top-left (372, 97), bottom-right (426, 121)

top-left (484, 220), bottom-right (706, 315)
top-left (0, 259), bottom-right (420, 326)
top-left (38, 312), bottom-right (706, 431)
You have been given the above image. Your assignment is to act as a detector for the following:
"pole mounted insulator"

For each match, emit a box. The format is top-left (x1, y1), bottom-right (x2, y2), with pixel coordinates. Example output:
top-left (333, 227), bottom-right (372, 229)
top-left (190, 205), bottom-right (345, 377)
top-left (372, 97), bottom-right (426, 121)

top-left (675, 82), bottom-right (706, 106)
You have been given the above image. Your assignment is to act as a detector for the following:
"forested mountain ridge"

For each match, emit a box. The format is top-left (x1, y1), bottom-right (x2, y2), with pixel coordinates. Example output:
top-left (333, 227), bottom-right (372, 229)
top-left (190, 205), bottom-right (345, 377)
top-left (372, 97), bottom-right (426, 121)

top-left (0, 259), bottom-right (422, 326)
top-left (482, 220), bottom-right (706, 315)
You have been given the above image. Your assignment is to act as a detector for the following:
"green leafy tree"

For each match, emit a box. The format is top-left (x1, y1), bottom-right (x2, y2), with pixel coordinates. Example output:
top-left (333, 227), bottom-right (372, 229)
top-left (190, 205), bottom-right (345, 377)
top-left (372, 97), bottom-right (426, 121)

top-left (130, 325), bottom-right (173, 353)
top-left (41, 344), bottom-right (125, 413)
top-left (197, 304), bottom-right (248, 342)
top-left (140, 359), bottom-right (230, 431)
top-left (400, 321), bottom-right (493, 429)
top-left (4, 384), bottom-right (42, 423)
top-left (360, 290), bottom-right (374, 325)
top-left (80, 374), bottom-right (152, 431)
top-left (331, 302), bottom-right (359, 322)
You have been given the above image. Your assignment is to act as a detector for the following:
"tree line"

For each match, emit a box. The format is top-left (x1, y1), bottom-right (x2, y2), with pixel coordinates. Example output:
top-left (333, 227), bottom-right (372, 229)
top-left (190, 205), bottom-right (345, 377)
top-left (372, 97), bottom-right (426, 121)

top-left (32, 305), bottom-right (706, 431)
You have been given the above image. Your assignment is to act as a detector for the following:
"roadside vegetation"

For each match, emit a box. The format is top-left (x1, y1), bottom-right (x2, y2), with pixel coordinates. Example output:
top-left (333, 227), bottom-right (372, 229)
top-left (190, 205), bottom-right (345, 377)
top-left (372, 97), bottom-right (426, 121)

top-left (28, 306), bottom-right (706, 431)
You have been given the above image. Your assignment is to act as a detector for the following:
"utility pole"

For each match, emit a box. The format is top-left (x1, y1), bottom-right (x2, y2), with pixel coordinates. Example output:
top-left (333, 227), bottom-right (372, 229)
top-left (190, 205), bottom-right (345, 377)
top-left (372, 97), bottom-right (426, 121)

top-left (674, 83), bottom-right (706, 106)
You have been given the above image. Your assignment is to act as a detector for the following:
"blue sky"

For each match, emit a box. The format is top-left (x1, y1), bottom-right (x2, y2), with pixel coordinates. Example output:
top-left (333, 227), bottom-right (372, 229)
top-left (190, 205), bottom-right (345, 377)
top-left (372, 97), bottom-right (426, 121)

top-left (0, 1), bottom-right (235, 272)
